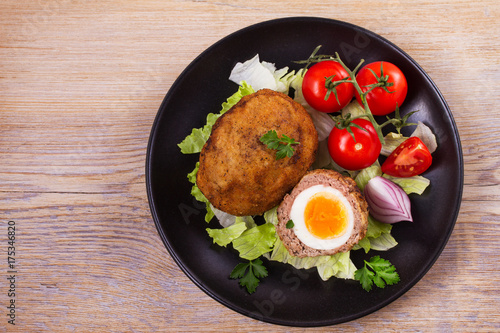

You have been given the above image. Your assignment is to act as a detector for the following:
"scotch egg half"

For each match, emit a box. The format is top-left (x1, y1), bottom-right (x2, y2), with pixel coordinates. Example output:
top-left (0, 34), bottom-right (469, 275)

top-left (276, 169), bottom-right (369, 258)
top-left (289, 184), bottom-right (355, 250)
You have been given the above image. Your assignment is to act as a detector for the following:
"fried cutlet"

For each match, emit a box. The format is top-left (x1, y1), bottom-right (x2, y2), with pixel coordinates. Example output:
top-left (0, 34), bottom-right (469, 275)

top-left (196, 89), bottom-right (318, 216)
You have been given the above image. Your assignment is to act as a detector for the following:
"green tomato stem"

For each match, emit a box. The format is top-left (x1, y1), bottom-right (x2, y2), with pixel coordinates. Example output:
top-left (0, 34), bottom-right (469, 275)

top-left (333, 53), bottom-right (385, 145)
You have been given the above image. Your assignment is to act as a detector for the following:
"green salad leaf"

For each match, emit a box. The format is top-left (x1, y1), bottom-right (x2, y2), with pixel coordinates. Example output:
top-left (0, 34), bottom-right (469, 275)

top-left (232, 223), bottom-right (276, 261)
top-left (265, 235), bottom-right (356, 280)
top-left (352, 215), bottom-right (397, 253)
top-left (317, 251), bottom-right (357, 280)
top-left (355, 165), bottom-right (383, 191)
top-left (355, 163), bottom-right (430, 196)
top-left (365, 215), bottom-right (393, 239)
top-left (206, 220), bottom-right (247, 247)
top-left (368, 232), bottom-right (399, 252)
top-left (380, 132), bottom-right (407, 157)
top-left (187, 162), bottom-right (214, 222)
top-left (263, 206), bottom-right (279, 226)
top-left (383, 174), bottom-right (430, 195)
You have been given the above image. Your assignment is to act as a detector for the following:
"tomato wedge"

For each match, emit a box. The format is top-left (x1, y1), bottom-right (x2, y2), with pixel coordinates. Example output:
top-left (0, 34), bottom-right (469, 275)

top-left (381, 137), bottom-right (432, 177)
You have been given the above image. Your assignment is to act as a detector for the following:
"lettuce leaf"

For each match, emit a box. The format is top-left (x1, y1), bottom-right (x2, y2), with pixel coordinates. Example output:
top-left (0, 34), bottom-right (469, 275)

top-left (229, 54), bottom-right (291, 93)
top-left (187, 162), bottom-right (214, 222)
top-left (206, 216), bottom-right (275, 260)
top-left (341, 100), bottom-right (368, 119)
top-left (263, 206), bottom-right (279, 226)
top-left (380, 132), bottom-right (407, 157)
top-left (232, 223), bottom-right (276, 261)
top-left (381, 122), bottom-right (437, 157)
top-left (367, 232), bottom-right (399, 252)
top-left (206, 220), bottom-right (247, 247)
top-left (352, 215), bottom-right (397, 253)
top-left (317, 252), bottom-right (357, 280)
top-left (365, 215), bottom-right (393, 239)
top-left (178, 81), bottom-right (254, 154)
top-left (266, 237), bottom-right (356, 280)
top-left (211, 206), bottom-right (256, 228)
top-left (353, 162), bottom-right (430, 197)
top-left (262, 208), bottom-right (357, 280)
top-left (353, 237), bottom-right (371, 253)
top-left (383, 174), bottom-right (431, 195)
top-left (266, 236), bottom-right (329, 269)
top-left (355, 165), bottom-right (383, 191)
top-left (356, 127), bottom-right (432, 197)
top-left (411, 121), bottom-right (437, 153)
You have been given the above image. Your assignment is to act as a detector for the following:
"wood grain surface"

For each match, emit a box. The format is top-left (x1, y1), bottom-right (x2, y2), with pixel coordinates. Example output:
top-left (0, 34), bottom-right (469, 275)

top-left (1, 0), bottom-right (499, 332)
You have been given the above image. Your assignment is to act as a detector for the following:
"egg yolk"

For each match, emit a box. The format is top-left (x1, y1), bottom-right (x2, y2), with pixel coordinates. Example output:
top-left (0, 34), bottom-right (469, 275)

top-left (303, 192), bottom-right (348, 239)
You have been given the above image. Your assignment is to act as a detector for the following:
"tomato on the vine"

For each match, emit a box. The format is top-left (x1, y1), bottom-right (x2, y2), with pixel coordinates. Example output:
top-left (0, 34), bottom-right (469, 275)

top-left (328, 118), bottom-right (382, 171)
top-left (302, 61), bottom-right (354, 113)
top-left (381, 137), bottom-right (432, 177)
top-left (355, 61), bottom-right (408, 116)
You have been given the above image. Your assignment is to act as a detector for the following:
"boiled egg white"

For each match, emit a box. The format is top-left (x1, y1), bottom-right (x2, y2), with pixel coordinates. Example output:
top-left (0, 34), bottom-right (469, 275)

top-left (289, 184), bottom-right (354, 250)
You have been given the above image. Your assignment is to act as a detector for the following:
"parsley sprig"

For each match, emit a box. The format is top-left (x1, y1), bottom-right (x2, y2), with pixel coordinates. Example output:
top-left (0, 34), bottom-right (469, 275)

top-left (230, 259), bottom-right (268, 294)
top-left (354, 256), bottom-right (400, 292)
top-left (260, 130), bottom-right (300, 160)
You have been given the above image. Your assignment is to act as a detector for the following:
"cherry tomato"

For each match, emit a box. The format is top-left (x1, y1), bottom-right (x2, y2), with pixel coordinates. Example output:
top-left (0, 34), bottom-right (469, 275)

top-left (381, 137), bottom-right (432, 177)
top-left (355, 61), bottom-right (408, 116)
top-left (328, 118), bottom-right (382, 171)
top-left (302, 61), bottom-right (354, 113)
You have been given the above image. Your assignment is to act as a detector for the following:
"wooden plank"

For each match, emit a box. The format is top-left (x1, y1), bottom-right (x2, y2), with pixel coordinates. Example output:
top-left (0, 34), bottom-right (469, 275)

top-left (1, 0), bottom-right (499, 331)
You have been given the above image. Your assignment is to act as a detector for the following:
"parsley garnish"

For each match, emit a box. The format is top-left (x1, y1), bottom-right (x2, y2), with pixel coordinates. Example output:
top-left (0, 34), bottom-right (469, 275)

top-left (259, 130), bottom-right (300, 160)
top-left (286, 220), bottom-right (294, 228)
top-left (230, 258), bottom-right (268, 294)
top-left (354, 256), bottom-right (400, 292)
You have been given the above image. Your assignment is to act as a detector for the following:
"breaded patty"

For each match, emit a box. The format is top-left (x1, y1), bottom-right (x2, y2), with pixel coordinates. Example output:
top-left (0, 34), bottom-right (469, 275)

top-left (197, 89), bottom-right (318, 216)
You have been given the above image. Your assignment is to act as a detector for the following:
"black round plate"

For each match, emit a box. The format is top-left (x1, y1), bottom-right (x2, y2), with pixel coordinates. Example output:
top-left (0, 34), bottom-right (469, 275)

top-left (146, 17), bottom-right (463, 327)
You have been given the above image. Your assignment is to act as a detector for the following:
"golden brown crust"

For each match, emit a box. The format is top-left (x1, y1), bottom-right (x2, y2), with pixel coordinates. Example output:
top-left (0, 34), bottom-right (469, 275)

top-left (196, 89), bottom-right (318, 216)
top-left (276, 169), bottom-right (369, 258)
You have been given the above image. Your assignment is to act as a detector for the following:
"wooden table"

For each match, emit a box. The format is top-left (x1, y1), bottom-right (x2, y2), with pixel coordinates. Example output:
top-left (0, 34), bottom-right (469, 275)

top-left (1, 1), bottom-right (499, 331)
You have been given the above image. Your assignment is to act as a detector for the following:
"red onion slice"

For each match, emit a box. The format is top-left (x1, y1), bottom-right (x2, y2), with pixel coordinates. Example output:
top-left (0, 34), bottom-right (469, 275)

top-left (364, 176), bottom-right (413, 224)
